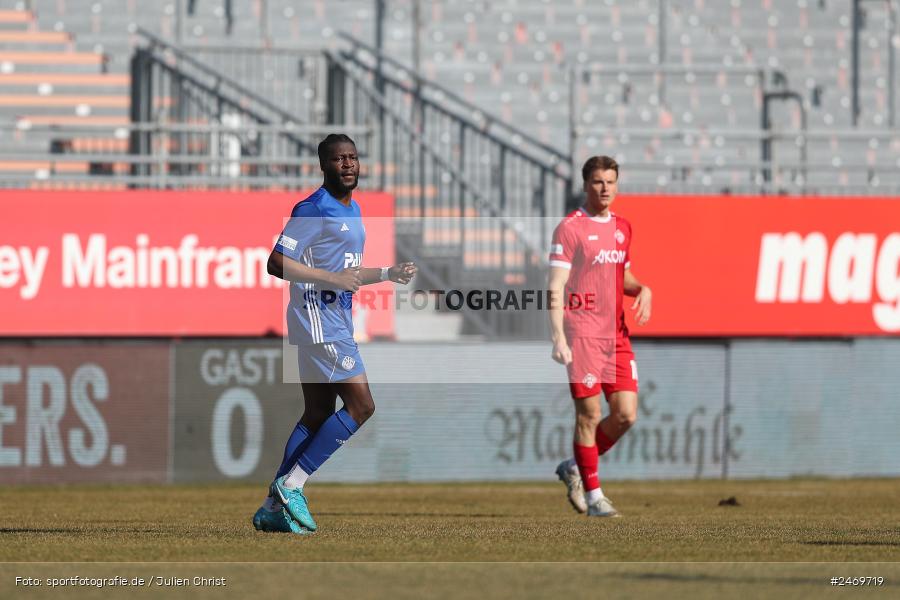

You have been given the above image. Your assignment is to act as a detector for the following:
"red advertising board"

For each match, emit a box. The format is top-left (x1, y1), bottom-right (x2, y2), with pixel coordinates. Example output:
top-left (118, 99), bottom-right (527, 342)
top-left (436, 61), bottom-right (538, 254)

top-left (0, 344), bottom-right (169, 483)
top-left (618, 195), bottom-right (900, 336)
top-left (4, 191), bottom-right (898, 337)
top-left (0, 190), bottom-right (395, 337)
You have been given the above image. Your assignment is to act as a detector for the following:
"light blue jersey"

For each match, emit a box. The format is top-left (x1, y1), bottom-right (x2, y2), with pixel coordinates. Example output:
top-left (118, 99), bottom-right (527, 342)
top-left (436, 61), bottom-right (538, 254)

top-left (274, 187), bottom-right (366, 345)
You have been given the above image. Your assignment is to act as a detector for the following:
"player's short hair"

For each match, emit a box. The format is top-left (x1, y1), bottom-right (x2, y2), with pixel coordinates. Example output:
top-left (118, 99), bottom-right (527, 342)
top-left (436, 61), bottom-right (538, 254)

top-left (317, 133), bottom-right (356, 164)
top-left (581, 155), bottom-right (619, 182)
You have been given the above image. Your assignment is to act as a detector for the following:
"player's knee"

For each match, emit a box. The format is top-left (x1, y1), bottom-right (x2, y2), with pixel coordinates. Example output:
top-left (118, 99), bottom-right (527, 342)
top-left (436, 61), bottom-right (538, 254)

top-left (576, 409), bottom-right (602, 429)
top-left (615, 410), bottom-right (637, 430)
top-left (349, 398), bottom-right (375, 425)
top-left (361, 400), bottom-right (375, 421)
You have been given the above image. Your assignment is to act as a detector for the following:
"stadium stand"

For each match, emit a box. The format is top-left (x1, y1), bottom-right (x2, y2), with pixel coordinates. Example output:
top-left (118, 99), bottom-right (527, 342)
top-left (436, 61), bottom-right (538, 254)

top-left (0, 0), bottom-right (895, 195)
top-left (0, 4), bottom-right (133, 183)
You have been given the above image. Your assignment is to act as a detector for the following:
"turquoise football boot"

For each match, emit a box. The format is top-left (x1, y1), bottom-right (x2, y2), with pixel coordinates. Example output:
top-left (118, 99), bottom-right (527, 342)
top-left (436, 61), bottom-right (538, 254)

top-left (252, 504), bottom-right (312, 534)
top-left (269, 476), bottom-right (318, 532)
top-left (252, 506), bottom-right (266, 530)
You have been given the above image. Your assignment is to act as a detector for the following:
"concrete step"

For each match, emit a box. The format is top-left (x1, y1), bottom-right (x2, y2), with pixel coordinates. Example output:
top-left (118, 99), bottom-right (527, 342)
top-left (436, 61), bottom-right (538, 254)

top-left (0, 72), bottom-right (128, 87)
top-left (15, 114), bottom-right (129, 127)
top-left (0, 93), bottom-right (128, 108)
top-left (0, 11), bottom-right (33, 30)
top-left (0, 47), bottom-right (106, 77)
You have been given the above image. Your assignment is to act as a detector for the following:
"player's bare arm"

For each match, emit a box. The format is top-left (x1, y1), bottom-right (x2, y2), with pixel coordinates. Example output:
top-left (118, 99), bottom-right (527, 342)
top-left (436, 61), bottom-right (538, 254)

top-left (548, 265), bottom-right (573, 365)
top-left (357, 262), bottom-right (418, 285)
top-left (267, 250), bottom-right (362, 292)
top-left (624, 268), bottom-right (652, 326)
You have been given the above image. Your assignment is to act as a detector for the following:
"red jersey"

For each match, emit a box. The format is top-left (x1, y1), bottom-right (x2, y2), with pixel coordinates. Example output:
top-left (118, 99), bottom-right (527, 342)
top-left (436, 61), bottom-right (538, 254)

top-left (549, 208), bottom-right (632, 340)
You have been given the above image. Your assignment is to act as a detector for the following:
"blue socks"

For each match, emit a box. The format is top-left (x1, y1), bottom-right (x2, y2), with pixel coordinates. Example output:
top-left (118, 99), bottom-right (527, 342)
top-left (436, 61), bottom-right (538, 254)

top-left (296, 408), bottom-right (359, 476)
top-left (276, 422), bottom-right (312, 479)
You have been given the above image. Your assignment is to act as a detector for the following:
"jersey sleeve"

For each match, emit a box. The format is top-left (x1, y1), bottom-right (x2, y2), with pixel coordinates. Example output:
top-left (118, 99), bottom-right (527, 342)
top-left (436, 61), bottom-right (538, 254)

top-left (549, 220), bottom-right (578, 269)
top-left (274, 201), bottom-right (323, 261)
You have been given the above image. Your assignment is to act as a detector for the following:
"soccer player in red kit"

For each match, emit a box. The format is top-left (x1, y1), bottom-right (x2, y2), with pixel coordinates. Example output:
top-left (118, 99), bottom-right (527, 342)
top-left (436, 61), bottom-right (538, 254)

top-left (548, 156), bottom-right (652, 517)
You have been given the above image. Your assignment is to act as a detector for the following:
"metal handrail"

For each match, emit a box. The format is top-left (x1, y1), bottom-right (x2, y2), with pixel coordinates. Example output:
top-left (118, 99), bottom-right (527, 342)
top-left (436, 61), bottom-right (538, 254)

top-left (0, 174), bottom-right (322, 186)
top-left (611, 162), bottom-right (899, 171)
top-left (0, 153), bottom-right (324, 166)
top-left (142, 49), bottom-right (273, 128)
top-left (573, 63), bottom-right (765, 76)
top-left (129, 34), bottom-right (340, 179)
top-left (178, 43), bottom-right (325, 55)
top-left (329, 49), bottom-right (544, 240)
top-left (338, 31), bottom-right (570, 168)
top-left (568, 126), bottom-right (900, 140)
top-left (135, 26), bottom-right (307, 126)
top-left (132, 50), bottom-right (314, 162)
top-left (14, 121), bottom-right (885, 143)
top-left (339, 49), bottom-right (567, 174)
top-left (7, 175), bottom-right (894, 196)
top-left (174, 41), bottom-right (331, 122)
top-left (329, 47), bottom-right (554, 337)
top-left (3, 123), bottom-right (371, 135)
top-left (5, 152), bottom-right (894, 172)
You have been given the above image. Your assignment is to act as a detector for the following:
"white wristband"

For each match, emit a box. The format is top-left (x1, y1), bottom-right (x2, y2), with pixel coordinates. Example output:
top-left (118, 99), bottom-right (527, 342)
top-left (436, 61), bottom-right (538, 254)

top-left (380, 267), bottom-right (389, 282)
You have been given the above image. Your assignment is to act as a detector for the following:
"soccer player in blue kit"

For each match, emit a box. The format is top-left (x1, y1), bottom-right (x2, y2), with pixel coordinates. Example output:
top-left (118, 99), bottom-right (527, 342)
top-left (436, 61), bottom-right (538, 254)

top-left (253, 134), bottom-right (417, 534)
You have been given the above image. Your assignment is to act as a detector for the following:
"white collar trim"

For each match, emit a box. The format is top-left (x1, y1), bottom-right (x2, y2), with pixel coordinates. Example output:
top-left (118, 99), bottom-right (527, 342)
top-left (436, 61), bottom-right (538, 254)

top-left (581, 209), bottom-right (613, 223)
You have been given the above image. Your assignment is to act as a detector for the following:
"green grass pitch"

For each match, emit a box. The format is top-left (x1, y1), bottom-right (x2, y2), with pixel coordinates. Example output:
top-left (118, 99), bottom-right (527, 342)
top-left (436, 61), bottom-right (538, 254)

top-left (1, 479), bottom-right (898, 598)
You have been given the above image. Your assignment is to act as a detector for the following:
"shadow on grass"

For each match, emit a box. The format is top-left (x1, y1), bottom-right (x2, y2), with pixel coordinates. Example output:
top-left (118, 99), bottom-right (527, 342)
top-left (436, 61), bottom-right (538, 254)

top-left (803, 540), bottom-right (900, 547)
top-left (314, 512), bottom-right (507, 518)
top-left (0, 527), bottom-right (170, 535)
top-left (620, 572), bottom-right (822, 586)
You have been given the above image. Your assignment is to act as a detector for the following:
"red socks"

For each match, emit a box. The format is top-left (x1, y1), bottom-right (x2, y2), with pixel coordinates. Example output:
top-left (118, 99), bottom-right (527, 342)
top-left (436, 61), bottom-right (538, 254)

top-left (573, 442), bottom-right (600, 491)
top-left (596, 427), bottom-right (616, 456)
top-left (574, 424), bottom-right (624, 492)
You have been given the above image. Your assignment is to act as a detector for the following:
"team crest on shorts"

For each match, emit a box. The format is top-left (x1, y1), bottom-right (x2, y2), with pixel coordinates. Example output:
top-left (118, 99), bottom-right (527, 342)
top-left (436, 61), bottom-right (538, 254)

top-left (615, 229), bottom-right (625, 244)
top-left (341, 356), bottom-right (356, 370)
top-left (582, 373), bottom-right (597, 388)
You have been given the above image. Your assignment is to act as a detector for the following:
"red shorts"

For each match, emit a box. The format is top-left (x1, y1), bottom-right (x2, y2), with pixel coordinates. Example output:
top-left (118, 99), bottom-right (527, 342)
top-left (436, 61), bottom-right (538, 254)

top-left (566, 337), bottom-right (639, 399)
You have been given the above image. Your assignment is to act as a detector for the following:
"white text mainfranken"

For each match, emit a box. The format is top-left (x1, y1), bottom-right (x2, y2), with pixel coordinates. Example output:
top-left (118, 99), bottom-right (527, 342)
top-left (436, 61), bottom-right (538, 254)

top-left (62, 234), bottom-right (280, 289)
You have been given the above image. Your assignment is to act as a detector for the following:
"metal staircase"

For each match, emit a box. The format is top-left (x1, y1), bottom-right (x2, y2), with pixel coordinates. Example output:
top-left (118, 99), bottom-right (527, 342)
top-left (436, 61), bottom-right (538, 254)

top-left (325, 34), bottom-right (575, 338)
top-left (128, 31), bottom-right (576, 338)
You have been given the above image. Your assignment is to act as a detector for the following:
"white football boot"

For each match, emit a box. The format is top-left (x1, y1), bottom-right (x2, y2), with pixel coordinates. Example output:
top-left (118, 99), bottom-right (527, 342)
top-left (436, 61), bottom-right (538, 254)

top-left (555, 458), bottom-right (588, 514)
top-left (586, 496), bottom-right (621, 518)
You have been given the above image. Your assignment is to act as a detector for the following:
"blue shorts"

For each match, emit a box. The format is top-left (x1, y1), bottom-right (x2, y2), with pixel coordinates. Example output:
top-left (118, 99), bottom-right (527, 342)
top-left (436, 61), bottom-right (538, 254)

top-left (296, 338), bottom-right (366, 383)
